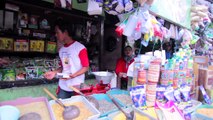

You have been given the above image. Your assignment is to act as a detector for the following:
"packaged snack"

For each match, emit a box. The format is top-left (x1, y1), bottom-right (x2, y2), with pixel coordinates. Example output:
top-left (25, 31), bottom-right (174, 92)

top-left (46, 41), bottom-right (57, 53)
top-left (15, 68), bottom-right (26, 80)
top-left (23, 59), bottom-right (35, 67)
top-left (0, 37), bottom-right (14, 51)
top-left (129, 85), bottom-right (146, 108)
top-left (156, 101), bottom-right (185, 120)
top-left (0, 69), bottom-right (3, 80)
top-left (180, 85), bottom-right (191, 102)
top-left (25, 67), bottom-right (38, 79)
top-left (2, 69), bottom-right (16, 81)
top-left (199, 85), bottom-right (212, 104)
top-left (137, 70), bottom-right (147, 84)
top-left (174, 89), bottom-right (182, 103)
top-left (44, 60), bottom-right (55, 68)
top-left (37, 66), bottom-right (45, 79)
top-left (30, 40), bottom-right (45, 52)
top-left (34, 58), bottom-right (44, 66)
top-left (14, 39), bottom-right (29, 52)
top-left (156, 85), bottom-right (166, 101)
top-left (28, 15), bottom-right (39, 29)
top-left (164, 87), bottom-right (176, 102)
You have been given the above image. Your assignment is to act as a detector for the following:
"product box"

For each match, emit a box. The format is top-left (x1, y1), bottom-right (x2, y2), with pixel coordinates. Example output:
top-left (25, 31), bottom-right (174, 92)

top-left (30, 40), bottom-right (44, 52)
top-left (14, 39), bottom-right (29, 52)
top-left (46, 41), bottom-right (57, 53)
top-left (0, 37), bottom-right (14, 51)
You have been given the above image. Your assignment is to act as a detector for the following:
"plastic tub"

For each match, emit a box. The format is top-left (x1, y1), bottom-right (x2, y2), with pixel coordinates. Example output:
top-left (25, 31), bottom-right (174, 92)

top-left (108, 107), bottom-right (157, 120)
top-left (0, 97), bottom-right (54, 120)
top-left (133, 106), bottom-right (158, 119)
top-left (49, 95), bottom-right (100, 120)
top-left (92, 71), bottom-right (113, 84)
top-left (91, 93), bottom-right (119, 117)
top-left (0, 105), bottom-right (20, 120)
top-left (191, 104), bottom-right (213, 120)
top-left (106, 89), bottom-right (133, 108)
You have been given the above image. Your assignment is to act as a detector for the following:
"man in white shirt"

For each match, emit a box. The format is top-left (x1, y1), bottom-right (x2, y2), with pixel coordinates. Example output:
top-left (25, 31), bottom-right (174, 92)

top-left (44, 19), bottom-right (89, 99)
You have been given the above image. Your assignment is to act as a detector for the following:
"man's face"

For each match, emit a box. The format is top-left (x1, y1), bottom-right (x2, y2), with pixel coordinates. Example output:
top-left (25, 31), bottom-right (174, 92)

top-left (124, 47), bottom-right (133, 57)
top-left (55, 26), bottom-right (65, 43)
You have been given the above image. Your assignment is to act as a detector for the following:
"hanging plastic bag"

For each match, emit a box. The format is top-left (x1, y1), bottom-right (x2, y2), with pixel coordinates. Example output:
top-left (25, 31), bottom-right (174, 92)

top-left (123, 0), bottom-right (134, 12)
top-left (87, 0), bottom-right (102, 15)
top-left (115, 0), bottom-right (125, 13)
top-left (115, 19), bottom-right (128, 37)
top-left (123, 13), bottom-right (138, 37)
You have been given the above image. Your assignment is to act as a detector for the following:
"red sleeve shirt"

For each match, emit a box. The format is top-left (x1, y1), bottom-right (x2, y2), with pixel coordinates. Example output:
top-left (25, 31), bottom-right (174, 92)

top-left (79, 48), bottom-right (89, 67)
top-left (115, 57), bottom-right (134, 75)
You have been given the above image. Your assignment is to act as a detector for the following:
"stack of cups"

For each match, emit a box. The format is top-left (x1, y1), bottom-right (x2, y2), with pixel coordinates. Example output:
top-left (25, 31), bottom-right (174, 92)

top-left (146, 59), bottom-right (161, 106)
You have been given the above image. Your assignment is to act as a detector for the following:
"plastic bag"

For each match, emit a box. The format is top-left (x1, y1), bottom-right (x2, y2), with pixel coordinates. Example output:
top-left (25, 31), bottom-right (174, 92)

top-left (87, 0), bottom-right (102, 15)
top-left (123, 13), bottom-right (138, 37)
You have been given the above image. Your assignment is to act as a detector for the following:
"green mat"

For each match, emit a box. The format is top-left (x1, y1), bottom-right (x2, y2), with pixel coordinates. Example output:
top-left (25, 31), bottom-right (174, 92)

top-left (0, 79), bottom-right (95, 102)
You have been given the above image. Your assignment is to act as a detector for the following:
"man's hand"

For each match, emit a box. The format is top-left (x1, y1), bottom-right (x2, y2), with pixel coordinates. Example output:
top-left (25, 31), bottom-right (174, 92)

top-left (60, 73), bottom-right (76, 80)
top-left (44, 71), bottom-right (57, 80)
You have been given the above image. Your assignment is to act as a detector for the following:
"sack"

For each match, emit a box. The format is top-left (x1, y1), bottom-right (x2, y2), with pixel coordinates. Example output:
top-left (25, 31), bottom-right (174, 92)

top-left (87, 0), bottom-right (102, 15)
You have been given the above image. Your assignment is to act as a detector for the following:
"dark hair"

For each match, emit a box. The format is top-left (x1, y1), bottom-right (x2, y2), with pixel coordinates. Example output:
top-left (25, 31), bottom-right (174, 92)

top-left (54, 18), bottom-right (75, 37)
top-left (124, 45), bottom-right (132, 50)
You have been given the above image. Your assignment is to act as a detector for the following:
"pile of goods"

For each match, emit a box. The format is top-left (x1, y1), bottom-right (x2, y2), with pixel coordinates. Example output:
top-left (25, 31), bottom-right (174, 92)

top-left (0, 57), bottom-right (60, 81)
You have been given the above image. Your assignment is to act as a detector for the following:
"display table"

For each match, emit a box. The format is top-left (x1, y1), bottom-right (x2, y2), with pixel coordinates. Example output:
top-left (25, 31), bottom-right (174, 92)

top-left (0, 79), bottom-right (96, 101)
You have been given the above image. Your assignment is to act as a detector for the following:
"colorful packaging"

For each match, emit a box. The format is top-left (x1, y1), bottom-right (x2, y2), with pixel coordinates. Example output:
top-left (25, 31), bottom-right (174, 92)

top-left (156, 101), bottom-right (185, 120)
top-left (180, 85), bottom-right (191, 102)
top-left (156, 85), bottom-right (166, 101)
top-left (14, 39), bottom-right (29, 52)
top-left (137, 70), bottom-right (147, 84)
top-left (0, 37), bottom-right (14, 51)
top-left (174, 89), bottom-right (182, 103)
top-left (199, 85), bottom-right (212, 104)
top-left (23, 60), bottom-right (35, 67)
top-left (164, 87), bottom-right (176, 102)
top-left (25, 67), bottom-right (38, 79)
top-left (2, 69), bottom-right (16, 81)
top-left (46, 41), bottom-right (57, 53)
top-left (44, 60), bottom-right (55, 68)
top-left (129, 85), bottom-right (146, 108)
top-left (30, 40), bottom-right (45, 52)
top-left (15, 68), bottom-right (26, 80)
top-left (37, 66), bottom-right (45, 79)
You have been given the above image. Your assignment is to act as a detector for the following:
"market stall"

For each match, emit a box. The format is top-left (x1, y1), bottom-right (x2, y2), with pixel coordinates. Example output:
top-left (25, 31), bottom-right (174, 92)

top-left (0, 0), bottom-right (213, 120)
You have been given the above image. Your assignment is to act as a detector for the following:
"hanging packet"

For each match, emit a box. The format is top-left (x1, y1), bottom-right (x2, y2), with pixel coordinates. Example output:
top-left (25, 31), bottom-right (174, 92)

top-left (156, 100), bottom-right (185, 120)
top-left (174, 89), bottom-right (182, 103)
top-left (129, 85), bottom-right (146, 108)
top-left (180, 85), bottom-right (191, 102)
top-left (164, 87), bottom-right (176, 102)
top-left (87, 0), bottom-right (102, 15)
top-left (199, 85), bottom-right (212, 104)
top-left (156, 85), bottom-right (166, 101)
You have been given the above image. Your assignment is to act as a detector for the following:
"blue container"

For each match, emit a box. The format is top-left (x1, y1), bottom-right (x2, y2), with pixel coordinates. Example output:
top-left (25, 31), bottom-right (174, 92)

top-left (107, 89), bottom-right (132, 108)
top-left (92, 94), bottom-right (119, 117)
top-left (191, 104), bottom-right (213, 120)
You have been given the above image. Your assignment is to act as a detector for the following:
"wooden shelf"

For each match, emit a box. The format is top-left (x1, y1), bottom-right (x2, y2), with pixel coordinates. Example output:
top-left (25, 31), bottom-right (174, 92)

top-left (0, 78), bottom-right (58, 89)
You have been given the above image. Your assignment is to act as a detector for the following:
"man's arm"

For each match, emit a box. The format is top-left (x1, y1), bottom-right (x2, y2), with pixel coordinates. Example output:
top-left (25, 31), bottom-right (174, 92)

top-left (69, 67), bottom-right (89, 78)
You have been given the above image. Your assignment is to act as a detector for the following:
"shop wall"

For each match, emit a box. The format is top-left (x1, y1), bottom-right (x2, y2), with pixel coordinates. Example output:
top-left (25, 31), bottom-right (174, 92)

top-left (101, 26), bottom-right (122, 71)
top-left (42, 0), bottom-right (88, 12)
